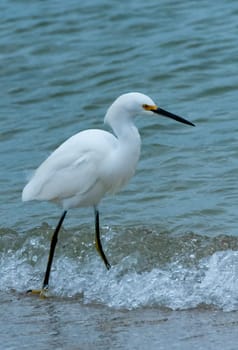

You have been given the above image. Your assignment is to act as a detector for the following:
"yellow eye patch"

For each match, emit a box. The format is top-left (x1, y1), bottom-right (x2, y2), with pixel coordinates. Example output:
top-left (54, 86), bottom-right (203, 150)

top-left (142, 104), bottom-right (158, 111)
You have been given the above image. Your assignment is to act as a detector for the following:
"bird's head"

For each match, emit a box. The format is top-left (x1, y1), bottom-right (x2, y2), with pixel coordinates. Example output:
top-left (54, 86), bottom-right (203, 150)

top-left (104, 92), bottom-right (195, 127)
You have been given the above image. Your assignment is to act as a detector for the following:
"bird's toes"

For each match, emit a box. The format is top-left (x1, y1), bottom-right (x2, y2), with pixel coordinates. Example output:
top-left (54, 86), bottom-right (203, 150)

top-left (26, 288), bottom-right (49, 299)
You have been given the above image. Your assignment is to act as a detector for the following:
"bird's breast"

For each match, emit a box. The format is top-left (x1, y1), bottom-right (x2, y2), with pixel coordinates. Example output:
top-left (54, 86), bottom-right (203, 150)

top-left (100, 140), bottom-right (141, 194)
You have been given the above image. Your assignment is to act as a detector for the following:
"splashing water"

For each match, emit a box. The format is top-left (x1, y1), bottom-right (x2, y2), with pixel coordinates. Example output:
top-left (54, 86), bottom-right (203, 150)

top-left (1, 224), bottom-right (238, 311)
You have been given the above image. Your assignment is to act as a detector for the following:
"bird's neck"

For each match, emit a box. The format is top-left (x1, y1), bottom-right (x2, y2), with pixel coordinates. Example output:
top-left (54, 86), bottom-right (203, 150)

top-left (112, 119), bottom-right (141, 168)
top-left (111, 117), bottom-right (140, 145)
top-left (104, 107), bottom-right (141, 160)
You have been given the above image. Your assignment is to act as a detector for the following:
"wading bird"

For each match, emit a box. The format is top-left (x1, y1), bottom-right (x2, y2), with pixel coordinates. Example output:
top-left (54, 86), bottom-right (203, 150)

top-left (22, 92), bottom-right (195, 296)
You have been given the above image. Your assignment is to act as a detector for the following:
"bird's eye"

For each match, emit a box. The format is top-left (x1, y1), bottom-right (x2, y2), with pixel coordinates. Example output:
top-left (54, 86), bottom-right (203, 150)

top-left (142, 104), bottom-right (150, 110)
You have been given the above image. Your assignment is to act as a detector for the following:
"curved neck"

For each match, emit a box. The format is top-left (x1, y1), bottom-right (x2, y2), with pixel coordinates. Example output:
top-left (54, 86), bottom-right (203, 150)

top-left (110, 117), bottom-right (141, 171)
top-left (104, 104), bottom-right (141, 163)
top-left (104, 106), bottom-right (142, 180)
top-left (105, 103), bottom-right (140, 139)
top-left (112, 116), bottom-right (140, 141)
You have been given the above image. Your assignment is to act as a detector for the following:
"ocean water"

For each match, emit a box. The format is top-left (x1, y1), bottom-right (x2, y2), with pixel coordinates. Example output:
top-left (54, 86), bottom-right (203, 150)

top-left (1, 0), bottom-right (238, 349)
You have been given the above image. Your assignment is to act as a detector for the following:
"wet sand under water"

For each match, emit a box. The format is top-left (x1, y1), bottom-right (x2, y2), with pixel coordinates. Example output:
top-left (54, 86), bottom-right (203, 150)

top-left (2, 292), bottom-right (238, 350)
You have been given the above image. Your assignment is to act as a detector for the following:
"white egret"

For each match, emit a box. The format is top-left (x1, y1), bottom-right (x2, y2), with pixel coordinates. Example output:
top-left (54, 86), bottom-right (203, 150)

top-left (22, 92), bottom-right (195, 295)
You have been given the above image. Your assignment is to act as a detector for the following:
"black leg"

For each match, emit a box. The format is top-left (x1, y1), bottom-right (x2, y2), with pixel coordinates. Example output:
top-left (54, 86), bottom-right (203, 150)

top-left (94, 207), bottom-right (111, 270)
top-left (42, 210), bottom-right (67, 290)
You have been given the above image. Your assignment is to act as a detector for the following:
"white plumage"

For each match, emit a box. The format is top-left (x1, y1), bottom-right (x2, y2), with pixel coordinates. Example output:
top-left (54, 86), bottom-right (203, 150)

top-left (22, 92), bottom-right (194, 294)
top-left (22, 93), bottom-right (149, 209)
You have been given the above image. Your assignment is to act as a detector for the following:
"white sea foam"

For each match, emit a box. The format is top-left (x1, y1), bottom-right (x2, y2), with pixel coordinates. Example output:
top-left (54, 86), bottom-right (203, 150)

top-left (2, 238), bottom-right (238, 311)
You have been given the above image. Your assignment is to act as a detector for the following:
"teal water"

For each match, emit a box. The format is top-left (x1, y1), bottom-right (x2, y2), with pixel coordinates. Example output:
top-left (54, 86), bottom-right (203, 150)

top-left (1, 1), bottom-right (238, 349)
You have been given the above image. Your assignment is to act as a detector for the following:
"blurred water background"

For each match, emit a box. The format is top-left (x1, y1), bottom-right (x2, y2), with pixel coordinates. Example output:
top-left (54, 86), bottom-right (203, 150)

top-left (1, 0), bottom-right (238, 349)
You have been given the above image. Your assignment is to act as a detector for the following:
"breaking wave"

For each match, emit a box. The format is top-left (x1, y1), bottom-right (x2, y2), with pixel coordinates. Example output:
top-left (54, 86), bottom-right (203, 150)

top-left (1, 224), bottom-right (238, 311)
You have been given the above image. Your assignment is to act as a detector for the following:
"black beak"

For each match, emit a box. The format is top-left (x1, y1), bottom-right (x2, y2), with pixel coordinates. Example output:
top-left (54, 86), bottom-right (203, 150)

top-left (153, 107), bottom-right (195, 127)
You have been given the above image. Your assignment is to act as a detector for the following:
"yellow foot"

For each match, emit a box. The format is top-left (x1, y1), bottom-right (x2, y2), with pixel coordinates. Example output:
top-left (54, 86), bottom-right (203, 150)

top-left (26, 288), bottom-right (49, 298)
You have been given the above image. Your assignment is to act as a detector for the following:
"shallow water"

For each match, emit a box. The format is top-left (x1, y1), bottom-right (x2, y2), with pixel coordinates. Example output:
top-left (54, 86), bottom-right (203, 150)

top-left (2, 293), bottom-right (238, 350)
top-left (1, 0), bottom-right (238, 348)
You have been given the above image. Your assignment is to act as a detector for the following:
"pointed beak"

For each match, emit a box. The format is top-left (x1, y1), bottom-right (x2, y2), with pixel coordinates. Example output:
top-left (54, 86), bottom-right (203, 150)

top-left (153, 106), bottom-right (195, 127)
